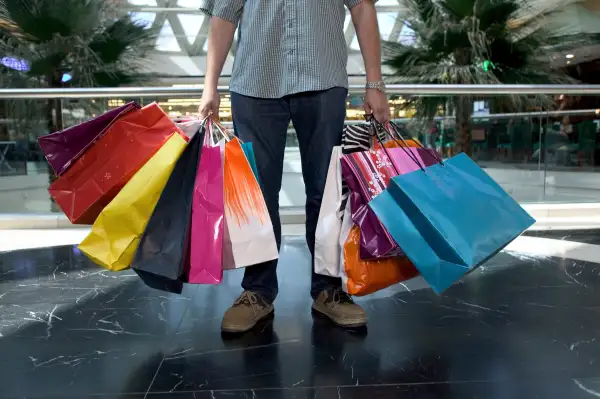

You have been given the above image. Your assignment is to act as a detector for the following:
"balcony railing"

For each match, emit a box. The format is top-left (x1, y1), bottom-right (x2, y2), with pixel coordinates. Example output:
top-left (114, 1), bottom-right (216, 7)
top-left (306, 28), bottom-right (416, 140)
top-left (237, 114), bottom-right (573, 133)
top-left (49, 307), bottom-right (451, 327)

top-left (1, 85), bottom-right (600, 220)
top-left (2, 84), bottom-right (600, 99)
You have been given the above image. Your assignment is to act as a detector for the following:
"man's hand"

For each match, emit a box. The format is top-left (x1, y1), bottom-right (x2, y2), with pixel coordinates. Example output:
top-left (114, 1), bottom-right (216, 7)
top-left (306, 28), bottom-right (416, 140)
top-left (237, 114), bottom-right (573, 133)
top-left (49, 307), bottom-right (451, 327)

top-left (198, 87), bottom-right (220, 119)
top-left (198, 16), bottom-right (237, 119)
top-left (364, 88), bottom-right (390, 124)
top-left (351, 1), bottom-right (388, 124)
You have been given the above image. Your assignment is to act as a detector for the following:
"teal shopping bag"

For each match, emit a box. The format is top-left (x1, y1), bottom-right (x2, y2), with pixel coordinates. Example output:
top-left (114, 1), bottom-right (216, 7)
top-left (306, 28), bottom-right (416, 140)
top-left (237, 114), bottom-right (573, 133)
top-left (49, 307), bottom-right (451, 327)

top-left (241, 142), bottom-right (260, 184)
top-left (369, 153), bottom-right (535, 294)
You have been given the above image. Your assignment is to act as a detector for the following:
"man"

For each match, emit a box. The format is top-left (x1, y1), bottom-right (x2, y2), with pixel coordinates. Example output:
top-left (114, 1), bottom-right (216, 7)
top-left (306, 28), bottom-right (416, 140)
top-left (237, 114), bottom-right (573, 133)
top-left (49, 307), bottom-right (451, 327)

top-left (198, 0), bottom-right (390, 333)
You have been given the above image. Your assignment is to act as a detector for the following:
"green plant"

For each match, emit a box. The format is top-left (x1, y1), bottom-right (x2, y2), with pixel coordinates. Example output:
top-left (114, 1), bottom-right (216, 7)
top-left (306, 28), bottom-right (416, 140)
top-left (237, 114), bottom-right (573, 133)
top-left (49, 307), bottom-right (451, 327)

top-left (383, 0), bottom-right (589, 155)
top-left (0, 0), bottom-right (156, 134)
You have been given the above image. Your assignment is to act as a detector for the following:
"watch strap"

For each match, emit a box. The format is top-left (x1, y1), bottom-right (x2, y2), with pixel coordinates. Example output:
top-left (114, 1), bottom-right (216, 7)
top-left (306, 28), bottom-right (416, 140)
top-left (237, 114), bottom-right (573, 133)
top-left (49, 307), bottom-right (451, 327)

top-left (366, 81), bottom-right (386, 93)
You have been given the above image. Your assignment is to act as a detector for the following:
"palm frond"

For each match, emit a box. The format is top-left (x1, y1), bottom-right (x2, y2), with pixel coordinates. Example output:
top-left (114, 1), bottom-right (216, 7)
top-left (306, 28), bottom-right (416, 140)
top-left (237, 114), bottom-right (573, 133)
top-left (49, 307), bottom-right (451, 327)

top-left (387, 0), bottom-right (593, 155)
top-left (0, 0), bottom-right (156, 88)
top-left (387, 0), bottom-right (589, 110)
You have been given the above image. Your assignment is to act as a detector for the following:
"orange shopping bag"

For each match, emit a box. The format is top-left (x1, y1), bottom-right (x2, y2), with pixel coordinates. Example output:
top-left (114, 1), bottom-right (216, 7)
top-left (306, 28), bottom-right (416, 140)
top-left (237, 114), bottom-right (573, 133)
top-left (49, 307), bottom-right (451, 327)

top-left (339, 201), bottom-right (419, 296)
top-left (343, 225), bottom-right (419, 296)
top-left (221, 137), bottom-right (278, 269)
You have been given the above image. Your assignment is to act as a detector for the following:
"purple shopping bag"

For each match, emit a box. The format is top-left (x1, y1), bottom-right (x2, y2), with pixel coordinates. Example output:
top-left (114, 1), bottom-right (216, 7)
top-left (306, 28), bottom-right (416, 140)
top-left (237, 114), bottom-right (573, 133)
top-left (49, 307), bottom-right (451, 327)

top-left (39, 102), bottom-right (140, 176)
top-left (341, 145), bottom-right (439, 259)
top-left (188, 119), bottom-right (224, 284)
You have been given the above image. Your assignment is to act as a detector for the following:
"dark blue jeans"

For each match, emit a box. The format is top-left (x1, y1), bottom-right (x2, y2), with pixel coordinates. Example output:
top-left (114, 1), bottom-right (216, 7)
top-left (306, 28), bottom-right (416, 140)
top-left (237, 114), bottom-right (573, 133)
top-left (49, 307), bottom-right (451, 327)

top-left (231, 87), bottom-right (347, 303)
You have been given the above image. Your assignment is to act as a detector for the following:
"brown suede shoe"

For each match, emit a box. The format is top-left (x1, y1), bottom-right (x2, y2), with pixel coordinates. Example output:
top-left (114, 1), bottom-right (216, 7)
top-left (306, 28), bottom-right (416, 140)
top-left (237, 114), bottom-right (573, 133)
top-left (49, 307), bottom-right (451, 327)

top-left (221, 291), bottom-right (274, 333)
top-left (312, 288), bottom-right (367, 328)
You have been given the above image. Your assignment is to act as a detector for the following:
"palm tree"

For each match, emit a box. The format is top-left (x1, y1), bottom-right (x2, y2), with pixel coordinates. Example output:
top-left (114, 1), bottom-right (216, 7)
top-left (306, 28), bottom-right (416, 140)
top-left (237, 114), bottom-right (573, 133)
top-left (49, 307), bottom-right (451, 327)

top-left (383, 0), bottom-right (589, 156)
top-left (0, 0), bottom-right (155, 184)
top-left (0, 0), bottom-right (155, 139)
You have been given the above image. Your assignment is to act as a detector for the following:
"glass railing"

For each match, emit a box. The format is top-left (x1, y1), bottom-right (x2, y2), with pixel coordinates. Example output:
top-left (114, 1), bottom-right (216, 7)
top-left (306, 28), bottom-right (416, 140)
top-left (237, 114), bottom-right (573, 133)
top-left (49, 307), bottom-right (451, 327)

top-left (1, 85), bottom-right (599, 215)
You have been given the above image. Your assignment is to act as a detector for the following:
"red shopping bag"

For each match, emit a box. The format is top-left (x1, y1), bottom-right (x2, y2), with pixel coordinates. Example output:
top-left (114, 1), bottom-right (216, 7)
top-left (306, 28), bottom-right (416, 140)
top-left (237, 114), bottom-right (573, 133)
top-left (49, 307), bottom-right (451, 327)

top-left (48, 103), bottom-right (183, 224)
top-left (39, 102), bottom-right (140, 176)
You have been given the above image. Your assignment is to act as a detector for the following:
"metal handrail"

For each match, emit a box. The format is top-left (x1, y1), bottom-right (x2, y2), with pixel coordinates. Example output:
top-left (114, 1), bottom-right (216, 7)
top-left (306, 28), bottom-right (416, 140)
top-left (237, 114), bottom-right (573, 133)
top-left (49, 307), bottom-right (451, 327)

top-left (2, 107), bottom-right (598, 127)
top-left (1, 85), bottom-right (600, 99)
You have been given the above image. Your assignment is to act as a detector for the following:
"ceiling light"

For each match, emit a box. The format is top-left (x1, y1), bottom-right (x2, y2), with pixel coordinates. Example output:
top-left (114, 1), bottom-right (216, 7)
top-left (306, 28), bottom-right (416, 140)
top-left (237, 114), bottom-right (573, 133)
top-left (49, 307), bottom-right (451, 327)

top-left (566, 54), bottom-right (575, 59)
top-left (1, 57), bottom-right (29, 71)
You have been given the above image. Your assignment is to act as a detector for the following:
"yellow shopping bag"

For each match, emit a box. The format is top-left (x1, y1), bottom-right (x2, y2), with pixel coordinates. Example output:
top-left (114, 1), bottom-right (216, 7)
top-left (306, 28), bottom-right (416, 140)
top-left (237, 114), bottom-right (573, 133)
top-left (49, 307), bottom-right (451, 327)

top-left (79, 133), bottom-right (188, 271)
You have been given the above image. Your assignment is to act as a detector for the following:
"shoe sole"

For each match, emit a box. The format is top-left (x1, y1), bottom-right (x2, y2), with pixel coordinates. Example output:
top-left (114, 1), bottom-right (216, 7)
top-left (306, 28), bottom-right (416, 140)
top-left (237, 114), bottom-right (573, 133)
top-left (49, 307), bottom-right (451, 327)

top-left (311, 303), bottom-right (367, 328)
top-left (221, 307), bottom-right (274, 334)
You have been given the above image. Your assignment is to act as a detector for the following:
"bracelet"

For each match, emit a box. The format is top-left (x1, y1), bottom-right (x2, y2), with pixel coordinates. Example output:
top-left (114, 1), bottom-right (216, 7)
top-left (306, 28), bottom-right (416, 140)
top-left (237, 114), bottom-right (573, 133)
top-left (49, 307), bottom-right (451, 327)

top-left (366, 80), bottom-right (386, 94)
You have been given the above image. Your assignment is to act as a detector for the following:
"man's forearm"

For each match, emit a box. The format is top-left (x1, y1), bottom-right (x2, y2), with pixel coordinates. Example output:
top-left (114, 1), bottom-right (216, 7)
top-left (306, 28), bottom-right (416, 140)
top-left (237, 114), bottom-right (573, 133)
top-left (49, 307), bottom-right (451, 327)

top-left (205, 16), bottom-right (237, 89)
top-left (351, 1), bottom-right (382, 82)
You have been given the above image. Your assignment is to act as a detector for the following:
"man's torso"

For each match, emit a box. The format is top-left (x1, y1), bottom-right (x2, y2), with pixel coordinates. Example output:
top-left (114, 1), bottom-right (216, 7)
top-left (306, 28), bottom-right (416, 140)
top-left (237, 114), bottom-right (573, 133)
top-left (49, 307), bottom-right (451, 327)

top-left (230, 0), bottom-right (351, 98)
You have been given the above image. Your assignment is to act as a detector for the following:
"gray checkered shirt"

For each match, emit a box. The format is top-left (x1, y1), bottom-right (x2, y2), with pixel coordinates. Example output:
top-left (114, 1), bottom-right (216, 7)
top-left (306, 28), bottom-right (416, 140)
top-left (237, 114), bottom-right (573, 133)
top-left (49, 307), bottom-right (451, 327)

top-left (199, 0), bottom-right (373, 99)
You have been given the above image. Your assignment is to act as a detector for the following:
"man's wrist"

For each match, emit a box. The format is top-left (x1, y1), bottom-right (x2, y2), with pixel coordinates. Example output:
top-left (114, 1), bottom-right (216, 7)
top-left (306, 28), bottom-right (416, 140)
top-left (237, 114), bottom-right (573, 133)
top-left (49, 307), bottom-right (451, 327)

top-left (203, 76), bottom-right (219, 92)
top-left (366, 80), bottom-right (386, 94)
top-left (365, 70), bottom-right (382, 82)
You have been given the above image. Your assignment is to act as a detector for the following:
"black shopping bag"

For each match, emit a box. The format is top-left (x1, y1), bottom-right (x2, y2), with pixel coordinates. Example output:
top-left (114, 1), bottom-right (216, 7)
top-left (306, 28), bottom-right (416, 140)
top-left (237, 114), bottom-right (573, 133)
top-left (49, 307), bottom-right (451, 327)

top-left (132, 126), bottom-right (205, 292)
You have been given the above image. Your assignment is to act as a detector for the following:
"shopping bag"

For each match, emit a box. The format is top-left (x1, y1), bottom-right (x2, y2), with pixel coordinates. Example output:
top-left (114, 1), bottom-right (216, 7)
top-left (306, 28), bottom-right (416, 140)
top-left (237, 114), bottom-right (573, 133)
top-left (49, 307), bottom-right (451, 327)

top-left (314, 146), bottom-right (343, 277)
top-left (338, 201), bottom-right (418, 296)
top-left (222, 137), bottom-right (278, 269)
top-left (341, 120), bottom-right (427, 259)
top-left (48, 103), bottom-right (179, 224)
top-left (176, 119), bottom-right (206, 139)
top-left (242, 142), bottom-right (261, 183)
top-left (78, 133), bottom-right (188, 271)
top-left (39, 102), bottom-right (140, 176)
top-left (342, 224), bottom-right (420, 296)
top-left (341, 144), bottom-right (439, 259)
top-left (369, 153), bottom-right (536, 294)
top-left (341, 123), bottom-right (396, 214)
top-left (132, 127), bottom-right (205, 287)
top-left (340, 122), bottom-right (422, 214)
top-left (188, 120), bottom-right (225, 284)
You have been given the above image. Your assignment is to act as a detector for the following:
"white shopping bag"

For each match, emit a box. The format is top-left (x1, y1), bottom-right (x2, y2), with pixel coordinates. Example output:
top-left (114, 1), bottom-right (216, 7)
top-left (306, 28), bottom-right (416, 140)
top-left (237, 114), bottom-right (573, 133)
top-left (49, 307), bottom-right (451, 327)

top-left (338, 200), bottom-right (354, 289)
top-left (220, 138), bottom-right (278, 269)
top-left (175, 119), bottom-right (204, 139)
top-left (314, 146), bottom-right (344, 277)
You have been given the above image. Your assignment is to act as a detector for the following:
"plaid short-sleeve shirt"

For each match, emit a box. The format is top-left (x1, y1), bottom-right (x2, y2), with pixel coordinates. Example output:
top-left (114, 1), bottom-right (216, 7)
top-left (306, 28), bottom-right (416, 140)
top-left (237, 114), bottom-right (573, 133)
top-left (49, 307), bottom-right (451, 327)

top-left (199, 0), bottom-right (373, 99)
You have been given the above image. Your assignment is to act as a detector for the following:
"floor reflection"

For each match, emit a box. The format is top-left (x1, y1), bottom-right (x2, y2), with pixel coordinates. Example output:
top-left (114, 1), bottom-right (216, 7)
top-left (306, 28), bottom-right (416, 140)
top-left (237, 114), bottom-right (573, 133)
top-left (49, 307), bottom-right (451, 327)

top-left (1, 235), bottom-right (600, 398)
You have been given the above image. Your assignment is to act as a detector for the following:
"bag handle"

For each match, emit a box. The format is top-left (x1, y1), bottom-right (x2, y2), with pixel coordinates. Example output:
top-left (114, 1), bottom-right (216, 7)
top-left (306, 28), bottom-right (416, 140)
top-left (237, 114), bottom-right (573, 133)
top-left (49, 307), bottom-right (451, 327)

top-left (207, 116), bottom-right (237, 144)
top-left (388, 120), bottom-right (444, 166)
top-left (365, 115), bottom-right (444, 173)
top-left (365, 115), bottom-right (424, 172)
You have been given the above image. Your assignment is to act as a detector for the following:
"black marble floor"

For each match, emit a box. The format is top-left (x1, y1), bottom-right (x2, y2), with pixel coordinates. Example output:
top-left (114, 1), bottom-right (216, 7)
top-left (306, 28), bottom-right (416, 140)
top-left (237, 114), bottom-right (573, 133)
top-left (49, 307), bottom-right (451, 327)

top-left (1, 234), bottom-right (600, 398)
top-left (524, 229), bottom-right (600, 245)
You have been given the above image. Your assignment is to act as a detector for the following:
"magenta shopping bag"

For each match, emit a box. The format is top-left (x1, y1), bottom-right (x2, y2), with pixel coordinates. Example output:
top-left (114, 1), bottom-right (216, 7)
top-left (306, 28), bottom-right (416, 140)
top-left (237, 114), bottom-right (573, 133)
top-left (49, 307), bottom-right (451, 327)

top-left (39, 102), bottom-right (140, 176)
top-left (342, 145), bottom-right (439, 259)
top-left (188, 119), bottom-right (225, 284)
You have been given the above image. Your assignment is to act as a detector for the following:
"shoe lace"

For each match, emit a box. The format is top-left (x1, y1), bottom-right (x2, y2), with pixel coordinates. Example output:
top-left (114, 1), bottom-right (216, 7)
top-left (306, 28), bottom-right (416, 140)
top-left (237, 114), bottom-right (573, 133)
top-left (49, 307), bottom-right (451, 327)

top-left (331, 288), bottom-right (355, 305)
top-left (234, 291), bottom-right (260, 308)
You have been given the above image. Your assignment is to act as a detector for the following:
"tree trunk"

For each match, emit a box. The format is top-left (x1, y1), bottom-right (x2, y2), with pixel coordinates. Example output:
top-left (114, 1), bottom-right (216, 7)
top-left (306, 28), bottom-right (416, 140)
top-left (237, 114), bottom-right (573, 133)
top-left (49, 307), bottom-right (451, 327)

top-left (454, 95), bottom-right (472, 156)
top-left (0, 100), bottom-right (8, 141)
top-left (46, 73), bottom-right (64, 209)
top-left (453, 49), bottom-right (473, 157)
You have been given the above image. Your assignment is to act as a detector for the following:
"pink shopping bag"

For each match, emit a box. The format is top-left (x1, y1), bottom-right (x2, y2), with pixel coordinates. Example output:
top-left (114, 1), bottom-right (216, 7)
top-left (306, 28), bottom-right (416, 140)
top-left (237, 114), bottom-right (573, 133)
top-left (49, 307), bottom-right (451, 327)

top-left (341, 145), bottom-right (440, 259)
top-left (188, 119), bottom-right (225, 284)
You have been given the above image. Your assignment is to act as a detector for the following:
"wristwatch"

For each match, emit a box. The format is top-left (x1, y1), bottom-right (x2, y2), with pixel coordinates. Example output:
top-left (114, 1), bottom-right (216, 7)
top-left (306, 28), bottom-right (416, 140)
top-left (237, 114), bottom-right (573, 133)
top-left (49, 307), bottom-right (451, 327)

top-left (366, 80), bottom-right (387, 94)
